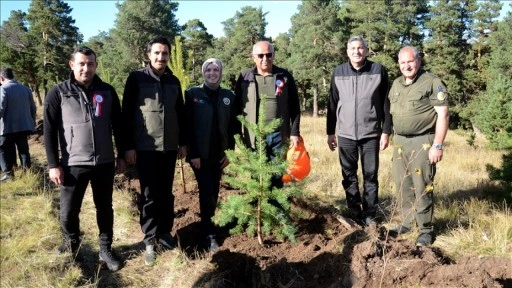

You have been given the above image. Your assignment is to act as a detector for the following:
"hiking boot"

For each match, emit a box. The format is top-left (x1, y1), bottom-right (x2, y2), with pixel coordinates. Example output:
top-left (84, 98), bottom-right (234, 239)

top-left (99, 249), bottom-right (122, 271)
top-left (158, 233), bottom-right (177, 251)
top-left (56, 238), bottom-right (79, 255)
top-left (416, 233), bottom-right (433, 247)
top-left (206, 235), bottom-right (220, 253)
top-left (388, 225), bottom-right (411, 238)
top-left (144, 245), bottom-right (156, 265)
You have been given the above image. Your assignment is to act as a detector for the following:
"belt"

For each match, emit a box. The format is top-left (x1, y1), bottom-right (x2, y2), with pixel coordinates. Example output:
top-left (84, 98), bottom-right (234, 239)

top-left (397, 131), bottom-right (434, 138)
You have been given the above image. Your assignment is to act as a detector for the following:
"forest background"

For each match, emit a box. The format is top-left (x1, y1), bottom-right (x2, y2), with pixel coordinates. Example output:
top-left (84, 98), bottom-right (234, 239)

top-left (1, 0), bottom-right (511, 152)
top-left (1, 1), bottom-right (511, 286)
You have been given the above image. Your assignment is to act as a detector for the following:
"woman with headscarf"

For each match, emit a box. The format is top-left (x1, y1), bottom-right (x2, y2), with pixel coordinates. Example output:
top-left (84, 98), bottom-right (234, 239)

top-left (184, 58), bottom-right (240, 252)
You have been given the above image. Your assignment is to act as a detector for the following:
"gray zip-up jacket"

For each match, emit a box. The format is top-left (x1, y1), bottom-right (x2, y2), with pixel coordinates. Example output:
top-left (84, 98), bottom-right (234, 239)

top-left (327, 60), bottom-right (391, 140)
top-left (0, 79), bottom-right (36, 135)
top-left (44, 73), bottom-right (124, 168)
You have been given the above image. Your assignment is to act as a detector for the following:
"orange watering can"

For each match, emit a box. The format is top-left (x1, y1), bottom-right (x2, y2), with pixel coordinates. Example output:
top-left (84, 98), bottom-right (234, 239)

top-left (282, 136), bottom-right (311, 183)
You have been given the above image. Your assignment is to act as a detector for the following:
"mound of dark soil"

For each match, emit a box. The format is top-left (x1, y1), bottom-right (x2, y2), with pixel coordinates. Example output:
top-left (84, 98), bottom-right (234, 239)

top-left (170, 176), bottom-right (511, 288)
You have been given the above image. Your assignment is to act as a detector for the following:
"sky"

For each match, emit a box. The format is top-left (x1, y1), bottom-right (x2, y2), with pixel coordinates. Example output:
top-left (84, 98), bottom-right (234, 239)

top-left (0, 0), bottom-right (301, 41)
top-left (1, 1), bottom-right (511, 42)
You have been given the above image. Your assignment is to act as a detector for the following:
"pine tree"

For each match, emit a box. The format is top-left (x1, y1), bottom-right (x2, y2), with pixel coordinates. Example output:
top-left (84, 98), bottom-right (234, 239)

top-left (287, 0), bottom-right (343, 117)
top-left (26, 0), bottom-right (82, 96)
top-left (215, 96), bottom-right (301, 245)
top-left (212, 6), bottom-right (270, 88)
top-left (169, 36), bottom-right (190, 94)
top-left (181, 19), bottom-right (214, 86)
top-left (424, 0), bottom-right (478, 127)
top-left (465, 0), bottom-right (502, 96)
top-left (0, 10), bottom-right (40, 104)
top-left (338, 0), bottom-right (429, 81)
top-left (469, 12), bottom-right (512, 150)
top-left (114, 0), bottom-right (180, 68)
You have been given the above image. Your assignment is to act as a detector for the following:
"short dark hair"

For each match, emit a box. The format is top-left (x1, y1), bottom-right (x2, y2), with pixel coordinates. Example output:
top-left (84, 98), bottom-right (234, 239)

top-left (147, 37), bottom-right (171, 53)
top-left (71, 46), bottom-right (97, 61)
top-left (0, 67), bottom-right (14, 79)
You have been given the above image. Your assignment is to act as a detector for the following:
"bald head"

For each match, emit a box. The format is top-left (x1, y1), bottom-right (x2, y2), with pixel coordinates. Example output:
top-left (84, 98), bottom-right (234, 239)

top-left (252, 41), bottom-right (274, 76)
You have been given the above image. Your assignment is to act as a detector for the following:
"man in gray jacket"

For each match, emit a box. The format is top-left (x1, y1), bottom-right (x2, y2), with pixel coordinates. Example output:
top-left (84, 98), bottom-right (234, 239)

top-left (44, 47), bottom-right (125, 271)
top-left (0, 68), bottom-right (36, 181)
top-left (326, 36), bottom-right (391, 226)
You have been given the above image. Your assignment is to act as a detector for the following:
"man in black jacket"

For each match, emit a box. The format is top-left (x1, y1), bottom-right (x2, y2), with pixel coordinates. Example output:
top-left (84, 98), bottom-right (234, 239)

top-left (44, 46), bottom-right (125, 271)
top-left (122, 37), bottom-right (187, 265)
top-left (326, 36), bottom-right (391, 227)
top-left (235, 40), bottom-right (301, 189)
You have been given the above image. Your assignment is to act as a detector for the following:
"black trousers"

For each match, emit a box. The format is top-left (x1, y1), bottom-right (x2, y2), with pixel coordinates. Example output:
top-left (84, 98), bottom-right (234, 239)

top-left (337, 136), bottom-right (379, 217)
top-left (0, 131), bottom-right (31, 174)
top-left (191, 158), bottom-right (222, 237)
top-left (60, 163), bottom-right (115, 249)
top-left (136, 150), bottom-right (177, 245)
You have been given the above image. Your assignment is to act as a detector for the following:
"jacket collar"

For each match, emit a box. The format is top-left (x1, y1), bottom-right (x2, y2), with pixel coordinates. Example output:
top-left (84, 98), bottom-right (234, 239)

top-left (399, 69), bottom-right (426, 86)
top-left (146, 64), bottom-right (173, 80)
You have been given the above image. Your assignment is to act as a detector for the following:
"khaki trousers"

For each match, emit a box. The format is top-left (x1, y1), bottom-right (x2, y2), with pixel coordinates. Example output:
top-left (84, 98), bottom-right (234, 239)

top-left (392, 134), bottom-right (436, 234)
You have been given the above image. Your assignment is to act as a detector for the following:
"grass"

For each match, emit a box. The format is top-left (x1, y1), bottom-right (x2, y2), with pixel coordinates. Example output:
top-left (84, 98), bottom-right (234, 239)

top-left (0, 170), bottom-right (82, 287)
top-left (0, 115), bottom-right (510, 287)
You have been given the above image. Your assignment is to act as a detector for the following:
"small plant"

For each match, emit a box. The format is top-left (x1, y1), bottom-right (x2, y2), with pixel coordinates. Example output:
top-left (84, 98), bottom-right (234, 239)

top-left (466, 131), bottom-right (476, 147)
top-left (215, 96), bottom-right (301, 245)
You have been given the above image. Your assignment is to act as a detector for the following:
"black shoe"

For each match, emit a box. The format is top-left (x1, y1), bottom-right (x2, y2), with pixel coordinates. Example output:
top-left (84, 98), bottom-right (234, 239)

top-left (56, 238), bottom-right (80, 255)
top-left (158, 233), bottom-right (177, 250)
top-left (0, 173), bottom-right (13, 182)
top-left (416, 233), bottom-right (433, 247)
top-left (348, 206), bottom-right (362, 220)
top-left (99, 249), bottom-right (122, 271)
top-left (206, 235), bottom-right (220, 253)
top-left (388, 225), bottom-right (411, 237)
top-left (144, 245), bottom-right (155, 266)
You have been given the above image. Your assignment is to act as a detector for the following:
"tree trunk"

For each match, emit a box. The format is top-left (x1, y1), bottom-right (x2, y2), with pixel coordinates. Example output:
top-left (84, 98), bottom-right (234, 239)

top-left (257, 193), bottom-right (263, 245)
top-left (34, 89), bottom-right (42, 107)
top-left (312, 85), bottom-right (318, 118)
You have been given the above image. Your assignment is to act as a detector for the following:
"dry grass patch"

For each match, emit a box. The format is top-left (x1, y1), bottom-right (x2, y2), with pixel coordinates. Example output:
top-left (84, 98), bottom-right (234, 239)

top-left (435, 199), bottom-right (511, 258)
top-left (0, 170), bottom-right (82, 287)
top-left (1, 115), bottom-right (510, 287)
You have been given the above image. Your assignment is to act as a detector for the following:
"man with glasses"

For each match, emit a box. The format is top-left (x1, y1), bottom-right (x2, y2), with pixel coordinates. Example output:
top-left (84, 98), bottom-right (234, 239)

top-left (327, 36), bottom-right (391, 227)
top-left (235, 40), bottom-right (301, 189)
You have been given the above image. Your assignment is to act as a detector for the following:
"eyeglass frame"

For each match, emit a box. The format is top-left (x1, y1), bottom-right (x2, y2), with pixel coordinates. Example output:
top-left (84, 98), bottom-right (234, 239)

top-left (253, 53), bottom-right (273, 59)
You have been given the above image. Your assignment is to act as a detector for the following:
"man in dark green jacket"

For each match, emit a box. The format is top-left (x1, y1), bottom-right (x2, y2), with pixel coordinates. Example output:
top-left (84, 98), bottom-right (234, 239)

top-left (388, 46), bottom-right (449, 247)
top-left (122, 37), bottom-right (187, 265)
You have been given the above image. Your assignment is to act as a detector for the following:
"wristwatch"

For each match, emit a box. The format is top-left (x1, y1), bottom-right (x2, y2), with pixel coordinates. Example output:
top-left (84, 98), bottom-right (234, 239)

top-left (433, 144), bottom-right (443, 150)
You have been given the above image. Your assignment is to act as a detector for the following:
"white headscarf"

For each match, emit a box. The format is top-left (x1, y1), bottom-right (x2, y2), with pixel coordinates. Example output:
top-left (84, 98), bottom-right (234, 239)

top-left (201, 58), bottom-right (222, 89)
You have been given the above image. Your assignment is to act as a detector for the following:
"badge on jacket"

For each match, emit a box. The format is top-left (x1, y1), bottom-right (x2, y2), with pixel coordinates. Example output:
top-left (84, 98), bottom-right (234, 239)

top-left (437, 86), bottom-right (446, 101)
top-left (93, 94), bottom-right (103, 117)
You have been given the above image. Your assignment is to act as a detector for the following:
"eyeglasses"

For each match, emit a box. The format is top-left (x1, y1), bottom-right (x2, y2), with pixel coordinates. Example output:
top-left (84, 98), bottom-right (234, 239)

top-left (254, 53), bottom-right (273, 59)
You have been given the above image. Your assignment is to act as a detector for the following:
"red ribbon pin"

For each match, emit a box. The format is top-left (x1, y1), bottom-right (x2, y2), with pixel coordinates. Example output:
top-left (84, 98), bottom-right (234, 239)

top-left (93, 94), bottom-right (103, 117)
top-left (275, 79), bottom-right (284, 96)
